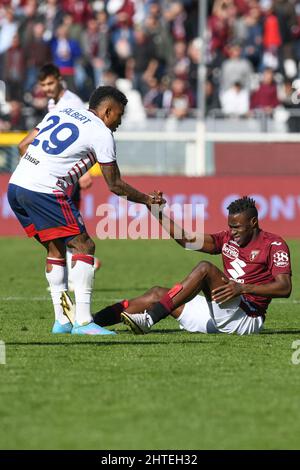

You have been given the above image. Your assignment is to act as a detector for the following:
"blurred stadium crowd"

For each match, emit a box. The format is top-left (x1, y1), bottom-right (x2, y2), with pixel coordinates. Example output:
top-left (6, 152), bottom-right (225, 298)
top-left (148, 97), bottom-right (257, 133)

top-left (1, 0), bottom-right (300, 131)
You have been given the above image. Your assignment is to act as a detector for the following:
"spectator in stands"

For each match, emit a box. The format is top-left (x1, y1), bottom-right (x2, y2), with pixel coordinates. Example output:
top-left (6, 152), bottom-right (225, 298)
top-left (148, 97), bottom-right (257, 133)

top-left (107, 0), bottom-right (135, 30)
top-left (2, 33), bottom-right (26, 101)
top-left (281, 78), bottom-right (300, 133)
top-left (101, 69), bottom-right (118, 87)
top-left (241, 5), bottom-right (263, 69)
top-left (4, 100), bottom-right (27, 131)
top-left (261, 4), bottom-right (282, 71)
top-left (24, 21), bottom-right (52, 93)
top-left (171, 40), bottom-right (191, 82)
top-left (143, 76), bottom-right (163, 118)
top-left (220, 42), bottom-right (253, 92)
top-left (273, 0), bottom-right (297, 67)
top-left (81, 14), bottom-right (110, 89)
top-left (116, 77), bottom-right (146, 125)
top-left (163, 77), bottom-right (194, 120)
top-left (24, 82), bottom-right (48, 128)
top-left (205, 78), bottom-right (221, 116)
top-left (18, 0), bottom-right (41, 46)
top-left (0, 5), bottom-right (18, 82)
top-left (250, 67), bottom-right (279, 114)
top-left (208, 0), bottom-right (231, 68)
top-left (62, 0), bottom-right (93, 25)
top-left (128, 27), bottom-right (158, 97)
top-left (37, 0), bottom-right (65, 41)
top-left (163, 1), bottom-right (187, 42)
top-left (108, 1), bottom-right (135, 78)
top-left (220, 81), bottom-right (250, 116)
top-left (60, 13), bottom-right (84, 43)
top-left (144, 10), bottom-right (174, 80)
top-left (50, 23), bottom-right (82, 93)
top-left (0, 6), bottom-right (18, 57)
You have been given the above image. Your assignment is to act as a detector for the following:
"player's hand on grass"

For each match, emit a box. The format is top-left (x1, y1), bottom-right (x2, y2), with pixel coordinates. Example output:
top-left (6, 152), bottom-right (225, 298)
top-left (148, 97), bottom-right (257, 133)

top-left (211, 277), bottom-right (243, 304)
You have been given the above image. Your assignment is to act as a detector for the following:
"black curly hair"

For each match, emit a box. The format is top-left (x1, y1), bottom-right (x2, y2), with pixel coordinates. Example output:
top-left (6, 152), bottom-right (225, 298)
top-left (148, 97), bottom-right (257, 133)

top-left (89, 86), bottom-right (128, 110)
top-left (227, 196), bottom-right (258, 218)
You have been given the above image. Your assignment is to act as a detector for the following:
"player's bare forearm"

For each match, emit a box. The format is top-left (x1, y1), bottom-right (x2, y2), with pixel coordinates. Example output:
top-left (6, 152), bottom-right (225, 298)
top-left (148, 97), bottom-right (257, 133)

top-left (101, 163), bottom-right (164, 205)
top-left (101, 163), bottom-right (147, 203)
top-left (212, 273), bottom-right (292, 304)
top-left (241, 274), bottom-right (292, 298)
top-left (111, 179), bottom-right (149, 204)
top-left (18, 129), bottom-right (38, 157)
top-left (153, 208), bottom-right (216, 252)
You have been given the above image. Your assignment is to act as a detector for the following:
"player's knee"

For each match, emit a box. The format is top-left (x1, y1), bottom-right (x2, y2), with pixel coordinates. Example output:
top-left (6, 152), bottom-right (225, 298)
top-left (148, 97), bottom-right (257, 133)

top-left (197, 260), bottom-right (213, 273)
top-left (192, 261), bottom-right (214, 279)
top-left (67, 233), bottom-right (95, 255)
top-left (149, 286), bottom-right (166, 302)
top-left (85, 237), bottom-right (95, 255)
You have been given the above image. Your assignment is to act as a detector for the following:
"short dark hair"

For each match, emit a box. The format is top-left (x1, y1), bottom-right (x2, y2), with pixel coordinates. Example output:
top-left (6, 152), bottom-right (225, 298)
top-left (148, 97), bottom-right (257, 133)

top-left (227, 196), bottom-right (258, 218)
top-left (38, 63), bottom-right (61, 81)
top-left (89, 86), bottom-right (128, 110)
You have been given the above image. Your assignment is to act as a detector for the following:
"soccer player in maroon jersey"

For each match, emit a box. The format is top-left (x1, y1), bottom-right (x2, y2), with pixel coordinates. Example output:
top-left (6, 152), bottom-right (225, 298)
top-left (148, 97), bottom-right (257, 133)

top-left (84, 196), bottom-right (292, 336)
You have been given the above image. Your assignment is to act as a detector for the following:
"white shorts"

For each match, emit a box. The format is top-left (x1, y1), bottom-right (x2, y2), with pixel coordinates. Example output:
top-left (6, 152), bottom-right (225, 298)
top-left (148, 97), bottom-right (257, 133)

top-left (177, 295), bottom-right (264, 336)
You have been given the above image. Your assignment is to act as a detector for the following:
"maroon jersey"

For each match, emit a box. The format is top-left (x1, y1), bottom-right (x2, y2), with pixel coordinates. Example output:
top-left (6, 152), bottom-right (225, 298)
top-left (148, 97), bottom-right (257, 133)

top-left (211, 229), bottom-right (292, 313)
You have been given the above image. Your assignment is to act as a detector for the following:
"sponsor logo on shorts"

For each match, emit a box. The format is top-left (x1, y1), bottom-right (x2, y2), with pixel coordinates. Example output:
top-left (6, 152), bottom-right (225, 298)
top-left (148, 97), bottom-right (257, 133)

top-left (222, 243), bottom-right (239, 260)
top-left (273, 250), bottom-right (289, 267)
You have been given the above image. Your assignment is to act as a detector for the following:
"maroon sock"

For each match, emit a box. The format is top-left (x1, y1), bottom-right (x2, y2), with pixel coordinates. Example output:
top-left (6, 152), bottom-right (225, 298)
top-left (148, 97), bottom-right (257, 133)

top-left (161, 284), bottom-right (183, 310)
top-left (148, 284), bottom-right (183, 324)
top-left (93, 300), bottom-right (128, 327)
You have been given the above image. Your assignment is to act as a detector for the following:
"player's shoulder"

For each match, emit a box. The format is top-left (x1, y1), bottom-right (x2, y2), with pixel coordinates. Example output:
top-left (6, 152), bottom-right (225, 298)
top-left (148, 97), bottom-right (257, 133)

top-left (211, 229), bottom-right (230, 238)
top-left (53, 90), bottom-right (84, 111)
top-left (62, 90), bottom-right (84, 107)
top-left (92, 118), bottom-right (114, 139)
top-left (260, 230), bottom-right (288, 248)
top-left (217, 229), bottom-right (232, 242)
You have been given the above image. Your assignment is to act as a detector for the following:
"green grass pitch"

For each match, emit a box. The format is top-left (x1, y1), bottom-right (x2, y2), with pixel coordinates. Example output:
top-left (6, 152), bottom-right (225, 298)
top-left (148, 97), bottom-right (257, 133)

top-left (0, 237), bottom-right (299, 450)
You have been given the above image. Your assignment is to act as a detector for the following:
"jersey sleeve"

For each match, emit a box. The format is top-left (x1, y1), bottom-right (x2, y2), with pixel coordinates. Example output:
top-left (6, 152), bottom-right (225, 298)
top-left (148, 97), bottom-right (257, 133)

top-left (269, 240), bottom-right (292, 277)
top-left (92, 130), bottom-right (116, 165)
top-left (210, 230), bottom-right (228, 254)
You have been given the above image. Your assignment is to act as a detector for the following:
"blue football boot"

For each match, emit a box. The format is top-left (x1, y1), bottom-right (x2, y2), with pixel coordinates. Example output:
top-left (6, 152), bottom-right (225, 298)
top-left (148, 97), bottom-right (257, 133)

top-left (71, 321), bottom-right (117, 335)
top-left (52, 320), bottom-right (73, 334)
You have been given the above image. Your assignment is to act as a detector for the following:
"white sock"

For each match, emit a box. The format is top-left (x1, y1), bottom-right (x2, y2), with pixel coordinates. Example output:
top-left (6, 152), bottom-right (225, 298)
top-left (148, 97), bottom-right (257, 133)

top-left (71, 254), bottom-right (94, 325)
top-left (45, 258), bottom-right (68, 324)
top-left (66, 248), bottom-right (73, 286)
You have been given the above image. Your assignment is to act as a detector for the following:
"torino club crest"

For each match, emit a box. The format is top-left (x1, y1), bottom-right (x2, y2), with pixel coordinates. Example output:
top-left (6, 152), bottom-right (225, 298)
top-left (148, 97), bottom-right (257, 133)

top-left (250, 250), bottom-right (260, 261)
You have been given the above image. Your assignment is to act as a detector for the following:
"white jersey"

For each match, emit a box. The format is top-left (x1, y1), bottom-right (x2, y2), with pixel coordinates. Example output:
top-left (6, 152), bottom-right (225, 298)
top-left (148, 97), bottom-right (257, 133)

top-left (10, 107), bottom-right (116, 194)
top-left (48, 89), bottom-right (84, 112)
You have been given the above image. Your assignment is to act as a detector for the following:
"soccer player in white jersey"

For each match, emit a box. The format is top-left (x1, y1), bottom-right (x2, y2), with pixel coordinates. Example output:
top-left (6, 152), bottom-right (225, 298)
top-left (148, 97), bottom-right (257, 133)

top-left (19, 64), bottom-right (100, 290)
top-left (8, 86), bottom-right (165, 335)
